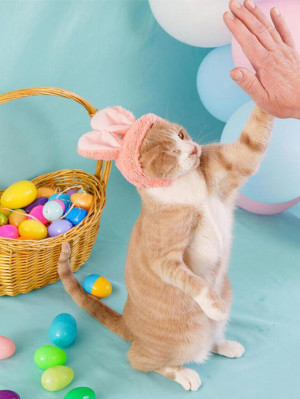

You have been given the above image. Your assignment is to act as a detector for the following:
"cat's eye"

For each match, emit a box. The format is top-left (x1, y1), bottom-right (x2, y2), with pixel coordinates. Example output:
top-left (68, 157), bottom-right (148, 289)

top-left (178, 131), bottom-right (184, 140)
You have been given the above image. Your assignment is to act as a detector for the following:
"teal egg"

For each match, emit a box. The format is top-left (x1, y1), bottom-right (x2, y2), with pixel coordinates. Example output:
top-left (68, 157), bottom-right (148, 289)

top-left (49, 313), bottom-right (77, 348)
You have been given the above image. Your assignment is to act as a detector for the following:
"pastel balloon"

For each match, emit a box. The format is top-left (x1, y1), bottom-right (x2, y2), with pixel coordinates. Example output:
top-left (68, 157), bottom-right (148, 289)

top-left (64, 387), bottom-right (96, 399)
top-left (83, 274), bottom-right (112, 298)
top-left (65, 208), bottom-right (88, 226)
top-left (41, 366), bottom-right (74, 392)
top-left (197, 45), bottom-right (249, 122)
top-left (29, 205), bottom-right (49, 225)
top-left (36, 186), bottom-right (56, 198)
top-left (48, 220), bottom-right (73, 237)
top-left (232, 0), bottom-right (300, 72)
top-left (19, 220), bottom-right (48, 240)
top-left (0, 391), bottom-right (20, 399)
top-left (49, 194), bottom-right (71, 210)
top-left (24, 196), bottom-right (48, 214)
top-left (0, 212), bottom-right (8, 226)
top-left (71, 193), bottom-right (94, 211)
top-left (1, 180), bottom-right (37, 209)
top-left (221, 101), bottom-right (300, 204)
top-left (149, 0), bottom-right (232, 47)
top-left (9, 209), bottom-right (27, 227)
top-left (49, 313), bottom-right (77, 348)
top-left (0, 225), bottom-right (19, 239)
top-left (43, 201), bottom-right (64, 222)
top-left (0, 336), bottom-right (16, 359)
top-left (34, 345), bottom-right (67, 370)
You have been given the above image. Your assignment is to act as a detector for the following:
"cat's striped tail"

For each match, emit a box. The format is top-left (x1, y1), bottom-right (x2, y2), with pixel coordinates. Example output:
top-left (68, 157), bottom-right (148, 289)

top-left (58, 243), bottom-right (132, 341)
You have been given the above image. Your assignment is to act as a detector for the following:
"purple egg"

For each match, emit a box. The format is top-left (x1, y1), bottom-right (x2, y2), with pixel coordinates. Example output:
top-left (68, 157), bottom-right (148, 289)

top-left (65, 189), bottom-right (78, 196)
top-left (24, 197), bottom-right (48, 213)
top-left (48, 220), bottom-right (73, 237)
top-left (0, 391), bottom-right (20, 399)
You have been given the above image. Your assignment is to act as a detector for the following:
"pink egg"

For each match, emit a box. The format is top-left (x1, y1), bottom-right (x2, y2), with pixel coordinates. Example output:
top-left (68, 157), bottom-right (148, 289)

top-left (28, 205), bottom-right (49, 225)
top-left (0, 225), bottom-right (19, 239)
top-left (0, 336), bottom-right (16, 359)
top-left (52, 199), bottom-right (66, 213)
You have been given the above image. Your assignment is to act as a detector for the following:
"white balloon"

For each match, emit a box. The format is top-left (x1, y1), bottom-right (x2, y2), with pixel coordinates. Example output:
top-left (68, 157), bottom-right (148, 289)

top-left (149, 0), bottom-right (232, 48)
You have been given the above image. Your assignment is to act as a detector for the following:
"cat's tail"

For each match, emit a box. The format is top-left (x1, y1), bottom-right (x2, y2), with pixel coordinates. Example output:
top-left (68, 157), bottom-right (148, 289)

top-left (58, 243), bottom-right (132, 341)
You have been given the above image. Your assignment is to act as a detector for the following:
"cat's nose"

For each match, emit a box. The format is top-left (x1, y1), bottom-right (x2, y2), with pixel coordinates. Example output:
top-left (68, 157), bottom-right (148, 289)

top-left (190, 145), bottom-right (198, 155)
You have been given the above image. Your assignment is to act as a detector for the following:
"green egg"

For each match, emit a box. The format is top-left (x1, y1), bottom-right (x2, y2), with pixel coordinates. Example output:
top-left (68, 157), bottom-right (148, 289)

top-left (0, 212), bottom-right (8, 226)
top-left (41, 366), bottom-right (74, 391)
top-left (64, 387), bottom-right (96, 399)
top-left (34, 345), bottom-right (67, 370)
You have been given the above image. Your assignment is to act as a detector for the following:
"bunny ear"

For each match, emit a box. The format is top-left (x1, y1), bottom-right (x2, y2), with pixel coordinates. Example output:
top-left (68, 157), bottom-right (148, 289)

top-left (78, 130), bottom-right (121, 160)
top-left (91, 106), bottom-right (135, 136)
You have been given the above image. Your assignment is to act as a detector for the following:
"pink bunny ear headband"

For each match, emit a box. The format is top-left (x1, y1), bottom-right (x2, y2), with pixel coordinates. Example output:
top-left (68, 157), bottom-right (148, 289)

top-left (78, 106), bottom-right (171, 189)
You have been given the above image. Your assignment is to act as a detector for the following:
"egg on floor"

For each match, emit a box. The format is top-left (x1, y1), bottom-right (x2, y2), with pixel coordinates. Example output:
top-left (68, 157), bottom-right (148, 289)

top-left (0, 336), bottom-right (16, 360)
top-left (64, 387), bottom-right (96, 399)
top-left (41, 366), bottom-right (74, 392)
top-left (83, 274), bottom-right (112, 298)
top-left (34, 345), bottom-right (67, 370)
top-left (49, 313), bottom-right (77, 348)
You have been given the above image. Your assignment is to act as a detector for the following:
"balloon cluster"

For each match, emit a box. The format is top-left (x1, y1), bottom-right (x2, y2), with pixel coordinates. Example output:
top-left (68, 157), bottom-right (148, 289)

top-left (149, 0), bottom-right (300, 215)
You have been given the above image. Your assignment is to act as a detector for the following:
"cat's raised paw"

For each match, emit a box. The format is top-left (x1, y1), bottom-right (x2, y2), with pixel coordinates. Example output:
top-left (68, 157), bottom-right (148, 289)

top-left (195, 289), bottom-right (228, 322)
top-left (175, 368), bottom-right (202, 391)
top-left (213, 340), bottom-right (245, 358)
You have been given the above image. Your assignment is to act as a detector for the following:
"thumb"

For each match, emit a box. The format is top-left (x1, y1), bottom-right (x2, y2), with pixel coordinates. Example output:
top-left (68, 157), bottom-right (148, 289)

top-left (230, 68), bottom-right (266, 101)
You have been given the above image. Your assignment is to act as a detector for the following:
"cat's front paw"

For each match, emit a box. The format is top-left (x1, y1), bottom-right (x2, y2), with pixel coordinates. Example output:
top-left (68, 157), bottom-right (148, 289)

top-left (195, 288), bottom-right (228, 322)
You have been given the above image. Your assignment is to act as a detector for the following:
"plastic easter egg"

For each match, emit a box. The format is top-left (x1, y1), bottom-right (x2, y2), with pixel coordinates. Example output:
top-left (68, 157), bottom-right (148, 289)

top-left (49, 313), bottom-right (77, 348)
top-left (83, 274), bottom-right (112, 298)
top-left (19, 220), bottom-right (47, 240)
top-left (0, 390), bottom-right (20, 399)
top-left (52, 199), bottom-right (66, 213)
top-left (64, 387), bottom-right (96, 399)
top-left (0, 212), bottom-right (8, 226)
top-left (24, 196), bottom-right (48, 214)
top-left (43, 201), bottom-right (64, 222)
top-left (36, 187), bottom-right (56, 198)
top-left (29, 205), bottom-right (49, 225)
top-left (65, 208), bottom-right (88, 226)
top-left (0, 336), bottom-right (16, 359)
top-left (9, 209), bottom-right (27, 227)
top-left (65, 189), bottom-right (78, 196)
top-left (0, 225), bottom-right (19, 239)
top-left (71, 193), bottom-right (94, 211)
top-left (1, 180), bottom-right (37, 209)
top-left (49, 194), bottom-right (71, 210)
top-left (0, 206), bottom-right (10, 216)
top-left (48, 220), bottom-right (73, 237)
top-left (34, 345), bottom-right (67, 370)
top-left (41, 366), bottom-right (74, 392)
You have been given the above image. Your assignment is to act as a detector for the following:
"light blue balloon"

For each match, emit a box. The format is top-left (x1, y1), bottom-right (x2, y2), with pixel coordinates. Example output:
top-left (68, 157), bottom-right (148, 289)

top-left (221, 101), bottom-right (300, 203)
top-left (197, 45), bottom-right (249, 122)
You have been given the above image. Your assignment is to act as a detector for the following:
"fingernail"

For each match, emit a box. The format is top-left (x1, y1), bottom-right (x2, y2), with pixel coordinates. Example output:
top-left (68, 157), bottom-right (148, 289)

top-left (233, 0), bottom-right (241, 8)
top-left (273, 7), bottom-right (280, 16)
top-left (232, 70), bottom-right (244, 81)
top-left (246, 0), bottom-right (255, 9)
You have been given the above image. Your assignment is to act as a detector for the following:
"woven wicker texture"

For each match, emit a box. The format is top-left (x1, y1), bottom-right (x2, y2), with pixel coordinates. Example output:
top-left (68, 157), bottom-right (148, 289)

top-left (0, 87), bottom-right (111, 296)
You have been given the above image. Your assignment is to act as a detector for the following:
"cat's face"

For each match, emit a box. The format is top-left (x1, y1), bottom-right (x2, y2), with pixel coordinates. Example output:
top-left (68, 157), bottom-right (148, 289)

top-left (140, 120), bottom-right (201, 180)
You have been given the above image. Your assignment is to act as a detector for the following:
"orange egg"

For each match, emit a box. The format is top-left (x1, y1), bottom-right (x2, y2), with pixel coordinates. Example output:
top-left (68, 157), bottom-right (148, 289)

top-left (71, 193), bottom-right (94, 211)
top-left (36, 187), bottom-right (56, 199)
top-left (9, 209), bottom-right (28, 227)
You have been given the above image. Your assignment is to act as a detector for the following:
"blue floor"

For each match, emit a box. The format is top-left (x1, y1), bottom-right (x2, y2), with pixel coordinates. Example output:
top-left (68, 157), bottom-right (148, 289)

top-left (1, 168), bottom-right (300, 399)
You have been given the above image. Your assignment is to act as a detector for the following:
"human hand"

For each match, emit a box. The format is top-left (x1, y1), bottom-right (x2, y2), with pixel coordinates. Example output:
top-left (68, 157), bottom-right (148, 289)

top-left (224, 0), bottom-right (300, 119)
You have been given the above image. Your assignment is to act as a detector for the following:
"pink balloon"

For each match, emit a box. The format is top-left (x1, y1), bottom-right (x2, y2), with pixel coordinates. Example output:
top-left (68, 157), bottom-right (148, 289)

top-left (232, 0), bottom-right (300, 72)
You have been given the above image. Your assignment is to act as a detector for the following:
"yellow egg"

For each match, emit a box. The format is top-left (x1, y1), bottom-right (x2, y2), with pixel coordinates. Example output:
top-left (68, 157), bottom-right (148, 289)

top-left (37, 187), bottom-right (56, 199)
top-left (19, 220), bottom-right (47, 240)
top-left (71, 193), bottom-right (94, 211)
top-left (9, 209), bottom-right (28, 227)
top-left (1, 181), bottom-right (37, 209)
top-left (0, 206), bottom-right (11, 216)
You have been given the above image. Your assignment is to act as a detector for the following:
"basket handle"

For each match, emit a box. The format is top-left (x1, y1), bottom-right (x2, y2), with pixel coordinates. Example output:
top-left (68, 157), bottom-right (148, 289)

top-left (0, 87), bottom-right (111, 186)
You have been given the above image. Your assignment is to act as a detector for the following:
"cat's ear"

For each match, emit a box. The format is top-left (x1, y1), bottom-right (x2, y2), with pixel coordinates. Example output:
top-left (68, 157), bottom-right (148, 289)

top-left (78, 106), bottom-right (135, 160)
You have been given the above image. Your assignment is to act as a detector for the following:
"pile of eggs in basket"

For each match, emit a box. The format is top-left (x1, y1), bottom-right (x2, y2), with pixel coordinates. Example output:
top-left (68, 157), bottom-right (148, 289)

top-left (0, 180), bottom-right (94, 240)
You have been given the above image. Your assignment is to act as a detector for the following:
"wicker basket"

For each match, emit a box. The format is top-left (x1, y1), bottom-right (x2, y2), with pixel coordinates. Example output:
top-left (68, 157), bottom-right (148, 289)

top-left (0, 87), bottom-right (111, 296)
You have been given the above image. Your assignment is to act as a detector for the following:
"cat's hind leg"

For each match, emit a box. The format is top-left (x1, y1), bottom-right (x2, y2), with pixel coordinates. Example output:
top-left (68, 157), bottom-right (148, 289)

top-left (212, 340), bottom-right (245, 358)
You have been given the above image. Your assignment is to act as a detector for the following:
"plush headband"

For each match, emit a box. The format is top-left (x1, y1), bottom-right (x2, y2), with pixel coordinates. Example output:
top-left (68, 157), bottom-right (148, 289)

top-left (78, 106), bottom-right (171, 188)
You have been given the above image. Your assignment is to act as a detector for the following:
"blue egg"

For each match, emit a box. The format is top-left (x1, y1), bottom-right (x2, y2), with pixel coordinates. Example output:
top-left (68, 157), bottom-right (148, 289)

top-left (43, 200), bottom-right (64, 221)
top-left (83, 274), bottom-right (99, 293)
top-left (49, 194), bottom-right (72, 211)
top-left (65, 208), bottom-right (87, 226)
top-left (49, 313), bottom-right (77, 348)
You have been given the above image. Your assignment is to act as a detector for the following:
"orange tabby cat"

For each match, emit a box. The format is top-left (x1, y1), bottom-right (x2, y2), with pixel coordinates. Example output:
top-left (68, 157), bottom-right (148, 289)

top-left (59, 106), bottom-right (273, 391)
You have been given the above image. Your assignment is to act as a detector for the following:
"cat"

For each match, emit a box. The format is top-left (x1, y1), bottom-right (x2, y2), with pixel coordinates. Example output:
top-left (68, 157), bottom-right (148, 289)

top-left (58, 105), bottom-right (273, 391)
